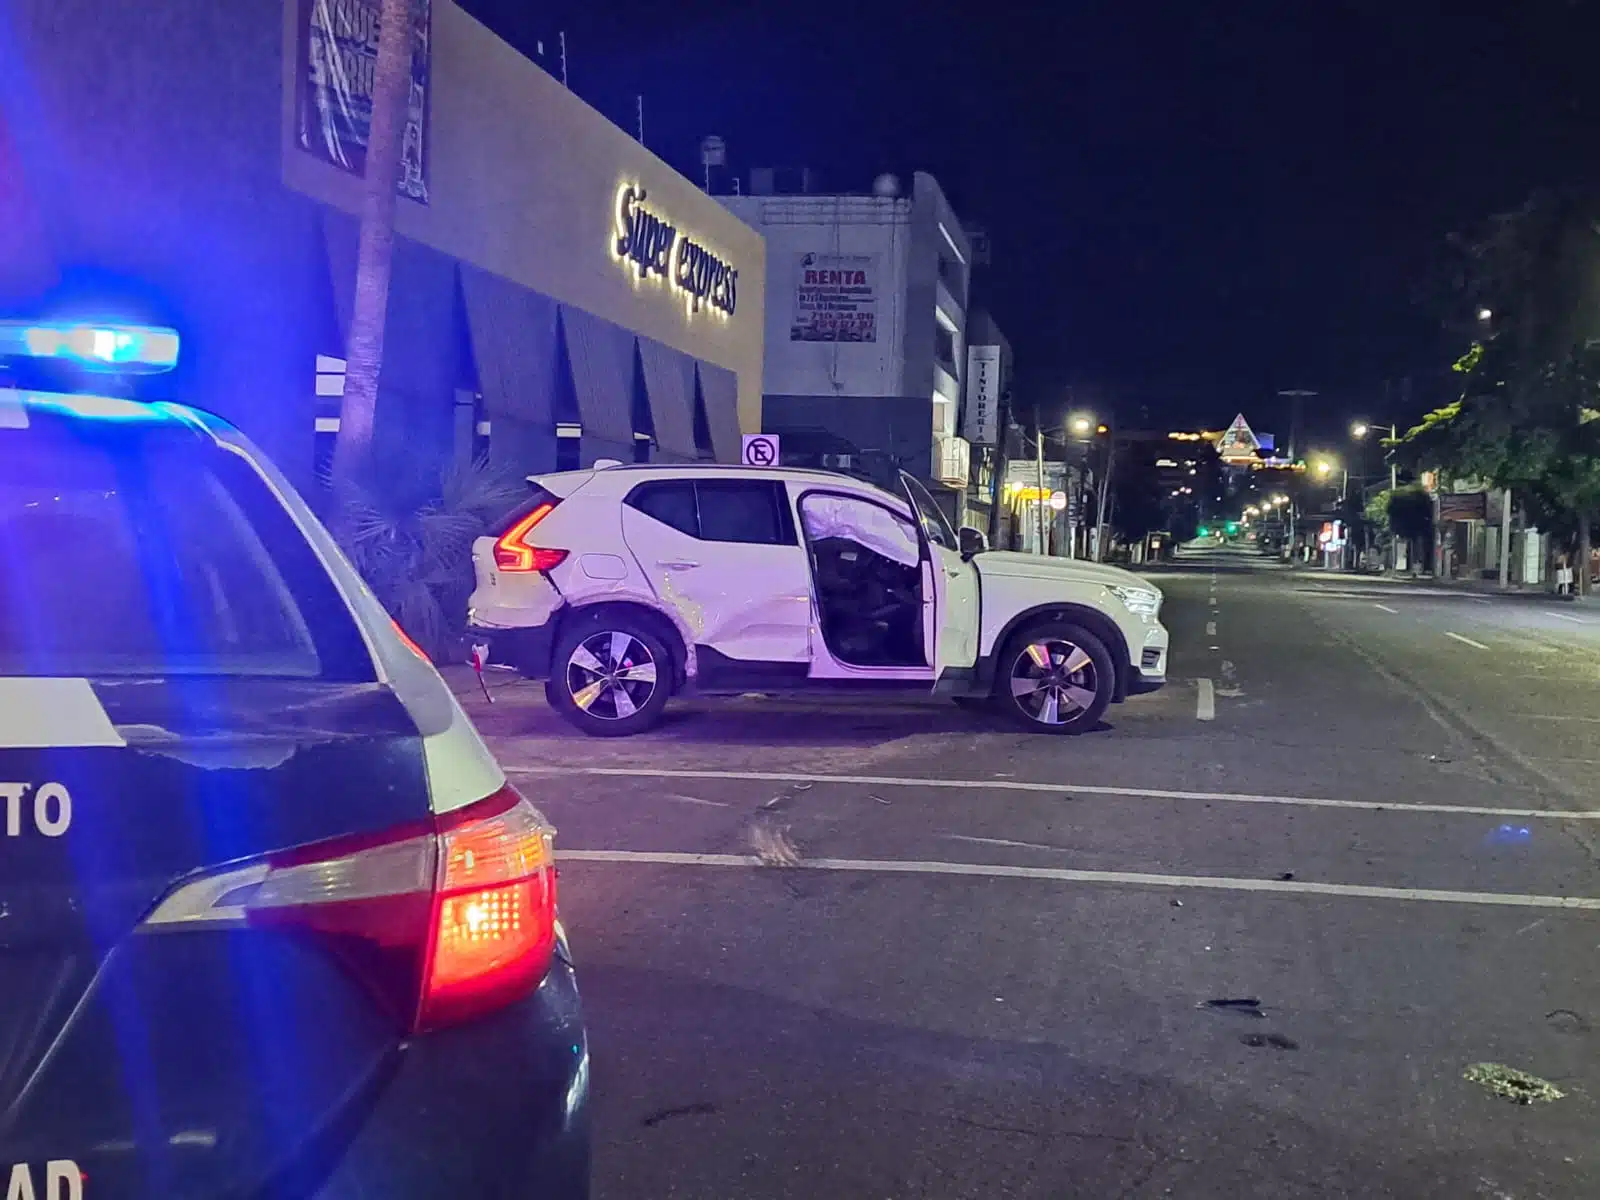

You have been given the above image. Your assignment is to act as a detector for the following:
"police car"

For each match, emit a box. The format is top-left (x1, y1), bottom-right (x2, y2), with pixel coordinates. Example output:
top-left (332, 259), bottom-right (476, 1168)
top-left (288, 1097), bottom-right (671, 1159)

top-left (0, 323), bottom-right (589, 1198)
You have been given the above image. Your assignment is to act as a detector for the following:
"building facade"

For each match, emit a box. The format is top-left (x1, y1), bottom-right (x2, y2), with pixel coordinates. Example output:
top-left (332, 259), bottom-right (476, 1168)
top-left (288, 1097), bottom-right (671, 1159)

top-left (720, 172), bottom-right (973, 518)
top-left (0, 0), bottom-right (766, 488)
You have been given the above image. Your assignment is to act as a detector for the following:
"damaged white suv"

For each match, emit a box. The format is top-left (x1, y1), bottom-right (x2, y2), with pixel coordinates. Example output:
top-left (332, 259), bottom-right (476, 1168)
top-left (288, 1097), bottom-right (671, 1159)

top-left (467, 462), bottom-right (1168, 737)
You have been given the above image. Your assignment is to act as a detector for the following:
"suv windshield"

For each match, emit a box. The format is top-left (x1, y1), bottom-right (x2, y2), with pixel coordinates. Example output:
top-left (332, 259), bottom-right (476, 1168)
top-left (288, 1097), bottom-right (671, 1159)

top-left (0, 427), bottom-right (373, 680)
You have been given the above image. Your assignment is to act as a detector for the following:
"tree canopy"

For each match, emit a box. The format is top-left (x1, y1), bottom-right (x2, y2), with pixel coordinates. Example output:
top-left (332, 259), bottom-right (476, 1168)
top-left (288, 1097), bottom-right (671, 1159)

top-left (1397, 189), bottom-right (1600, 589)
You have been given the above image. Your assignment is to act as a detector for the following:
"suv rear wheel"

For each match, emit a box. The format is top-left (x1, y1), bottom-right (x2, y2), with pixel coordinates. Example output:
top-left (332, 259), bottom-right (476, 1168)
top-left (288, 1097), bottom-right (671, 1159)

top-left (996, 621), bottom-right (1115, 734)
top-left (547, 613), bottom-right (671, 737)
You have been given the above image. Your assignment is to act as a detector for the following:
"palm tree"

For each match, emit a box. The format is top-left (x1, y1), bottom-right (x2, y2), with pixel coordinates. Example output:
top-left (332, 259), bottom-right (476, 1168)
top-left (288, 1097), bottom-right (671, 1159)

top-left (332, 0), bottom-right (415, 489)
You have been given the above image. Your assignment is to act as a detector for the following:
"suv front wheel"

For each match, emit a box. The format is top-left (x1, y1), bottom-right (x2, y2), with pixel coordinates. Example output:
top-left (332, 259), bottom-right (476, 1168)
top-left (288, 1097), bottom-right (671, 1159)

top-left (996, 621), bottom-right (1115, 734)
top-left (547, 613), bottom-right (672, 737)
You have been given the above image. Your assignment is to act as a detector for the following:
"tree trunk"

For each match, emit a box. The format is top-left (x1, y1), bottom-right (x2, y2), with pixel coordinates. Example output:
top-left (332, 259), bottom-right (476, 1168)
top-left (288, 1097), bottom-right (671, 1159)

top-left (1579, 510), bottom-right (1593, 597)
top-left (331, 0), bottom-right (414, 490)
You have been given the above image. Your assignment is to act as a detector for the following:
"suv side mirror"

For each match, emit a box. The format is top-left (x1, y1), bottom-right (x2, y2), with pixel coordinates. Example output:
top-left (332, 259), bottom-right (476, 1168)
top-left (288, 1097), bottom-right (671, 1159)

top-left (958, 526), bottom-right (988, 558)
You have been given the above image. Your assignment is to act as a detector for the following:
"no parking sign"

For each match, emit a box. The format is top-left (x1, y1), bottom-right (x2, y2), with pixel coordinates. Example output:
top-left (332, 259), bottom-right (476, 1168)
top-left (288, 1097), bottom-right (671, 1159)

top-left (741, 434), bottom-right (780, 467)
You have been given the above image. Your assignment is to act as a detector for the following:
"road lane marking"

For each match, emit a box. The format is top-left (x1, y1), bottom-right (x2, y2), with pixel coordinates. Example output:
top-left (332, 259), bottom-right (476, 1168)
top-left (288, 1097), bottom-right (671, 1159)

top-left (944, 834), bottom-right (1066, 852)
top-left (1518, 713), bottom-right (1600, 724)
top-left (1196, 678), bottom-right (1216, 721)
top-left (558, 850), bottom-right (1600, 911)
top-left (507, 766), bottom-right (1600, 821)
top-left (1205, 621), bottom-right (1217, 636)
top-left (1208, 596), bottom-right (1219, 607)
top-left (1444, 631), bottom-right (1491, 650)
top-left (1547, 611), bottom-right (1589, 624)
top-left (1373, 603), bottom-right (1399, 614)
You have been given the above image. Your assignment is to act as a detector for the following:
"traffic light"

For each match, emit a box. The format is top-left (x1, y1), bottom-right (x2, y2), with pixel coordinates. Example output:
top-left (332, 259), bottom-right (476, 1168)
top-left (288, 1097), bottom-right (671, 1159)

top-left (1225, 521), bottom-right (1239, 535)
top-left (1197, 525), bottom-right (1210, 537)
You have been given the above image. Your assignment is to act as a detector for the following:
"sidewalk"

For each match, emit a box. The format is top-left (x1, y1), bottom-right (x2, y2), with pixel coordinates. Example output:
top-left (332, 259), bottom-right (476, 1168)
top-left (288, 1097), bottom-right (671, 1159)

top-left (1292, 563), bottom-right (1594, 604)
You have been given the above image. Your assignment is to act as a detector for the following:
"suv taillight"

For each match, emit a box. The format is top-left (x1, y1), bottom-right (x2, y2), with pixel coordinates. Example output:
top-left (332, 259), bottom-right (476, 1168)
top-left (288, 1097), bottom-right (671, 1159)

top-left (147, 786), bottom-right (559, 1034)
top-left (494, 502), bottom-right (569, 572)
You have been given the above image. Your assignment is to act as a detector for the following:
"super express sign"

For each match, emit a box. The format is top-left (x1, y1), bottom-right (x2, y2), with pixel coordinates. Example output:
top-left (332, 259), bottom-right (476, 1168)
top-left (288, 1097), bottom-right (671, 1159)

top-left (613, 185), bottom-right (738, 318)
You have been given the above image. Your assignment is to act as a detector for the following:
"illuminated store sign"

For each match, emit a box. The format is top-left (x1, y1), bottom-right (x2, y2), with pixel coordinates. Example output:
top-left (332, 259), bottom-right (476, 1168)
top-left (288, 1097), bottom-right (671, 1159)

top-left (613, 185), bottom-right (738, 318)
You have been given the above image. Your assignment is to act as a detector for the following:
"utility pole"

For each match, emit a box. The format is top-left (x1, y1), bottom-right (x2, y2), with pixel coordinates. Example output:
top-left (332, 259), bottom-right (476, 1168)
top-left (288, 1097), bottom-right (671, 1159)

top-left (986, 388), bottom-right (1012, 549)
top-left (1034, 403), bottom-right (1047, 556)
top-left (1498, 487), bottom-right (1512, 588)
top-left (1093, 431), bottom-right (1116, 562)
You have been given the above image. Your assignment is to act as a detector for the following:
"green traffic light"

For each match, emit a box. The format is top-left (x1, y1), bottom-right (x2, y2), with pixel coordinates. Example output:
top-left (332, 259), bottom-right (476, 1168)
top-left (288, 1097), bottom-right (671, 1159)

top-left (1197, 525), bottom-right (1210, 537)
top-left (1225, 522), bottom-right (1239, 534)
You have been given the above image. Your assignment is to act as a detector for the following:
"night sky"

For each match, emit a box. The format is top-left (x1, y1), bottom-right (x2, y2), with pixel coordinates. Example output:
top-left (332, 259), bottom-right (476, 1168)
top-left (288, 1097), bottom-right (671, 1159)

top-left (467, 0), bottom-right (1600, 444)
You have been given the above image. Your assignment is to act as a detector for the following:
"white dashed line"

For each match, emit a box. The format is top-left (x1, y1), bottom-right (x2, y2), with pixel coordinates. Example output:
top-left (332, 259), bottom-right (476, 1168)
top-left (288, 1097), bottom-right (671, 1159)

top-left (507, 767), bottom-right (1600, 820)
top-left (1196, 678), bottom-right (1216, 721)
top-left (558, 850), bottom-right (1600, 911)
top-left (1373, 603), bottom-right (1399, 614)
top-left (1444, 631), bottom-right (1491, 650)
top-left (1205, 621), bottom-right (1217, 636)
top-left (1208, 596), bottom-right (1219, 607)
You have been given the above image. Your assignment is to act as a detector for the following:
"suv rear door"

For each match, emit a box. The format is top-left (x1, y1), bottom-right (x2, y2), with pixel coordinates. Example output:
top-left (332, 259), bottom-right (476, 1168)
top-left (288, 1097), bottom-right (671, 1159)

top-left (0, 413), bottom-right (437, 1198)
top-left (621, 477), bottom-right (811, 666)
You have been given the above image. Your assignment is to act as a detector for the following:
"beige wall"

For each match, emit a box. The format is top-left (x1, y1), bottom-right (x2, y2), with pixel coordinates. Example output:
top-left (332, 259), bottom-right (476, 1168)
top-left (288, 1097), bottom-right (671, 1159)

top-left (278, 0), bottom-right (765, 435)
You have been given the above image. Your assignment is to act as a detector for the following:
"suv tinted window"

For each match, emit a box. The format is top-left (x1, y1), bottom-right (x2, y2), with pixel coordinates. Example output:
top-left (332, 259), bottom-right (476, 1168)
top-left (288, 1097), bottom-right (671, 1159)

top-left (0, 429), bottom-right (374, 680)
top-left (696, 481), bottom-right (793, 545)
top-left (627, 480), bottom-right (699, 536)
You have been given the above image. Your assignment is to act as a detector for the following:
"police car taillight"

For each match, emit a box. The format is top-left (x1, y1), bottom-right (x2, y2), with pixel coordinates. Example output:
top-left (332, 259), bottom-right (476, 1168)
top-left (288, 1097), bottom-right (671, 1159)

top-left (143, 785), bottom-right (559, 1033)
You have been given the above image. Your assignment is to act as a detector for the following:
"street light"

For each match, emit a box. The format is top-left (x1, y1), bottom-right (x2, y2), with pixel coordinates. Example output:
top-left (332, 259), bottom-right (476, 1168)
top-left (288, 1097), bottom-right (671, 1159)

top-left (1068, 414), bottom-right (1094, 438)
top-left (1477, 307), bottom-right (1493, 322)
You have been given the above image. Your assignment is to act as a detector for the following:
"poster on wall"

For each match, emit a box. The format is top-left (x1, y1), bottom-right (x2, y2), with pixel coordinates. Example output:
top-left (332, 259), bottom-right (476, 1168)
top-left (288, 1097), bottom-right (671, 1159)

top-left (963, 344), bottom-right (1001, 444)
top-left (299, 0), bottom-right (432, 203)
top-left (791, 252), bottom-right (878, 342)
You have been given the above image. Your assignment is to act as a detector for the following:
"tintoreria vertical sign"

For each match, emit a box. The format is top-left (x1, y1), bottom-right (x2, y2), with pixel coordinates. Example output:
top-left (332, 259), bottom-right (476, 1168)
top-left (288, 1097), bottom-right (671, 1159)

top-left (299, 0), bottom-right (432, 203)
top-left (963, 344), bottom-right (1001, 444)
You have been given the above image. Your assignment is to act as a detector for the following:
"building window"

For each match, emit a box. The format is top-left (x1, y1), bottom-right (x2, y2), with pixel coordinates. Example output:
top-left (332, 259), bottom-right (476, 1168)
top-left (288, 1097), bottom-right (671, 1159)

top-left (934, 323), bottom-right (957, 373)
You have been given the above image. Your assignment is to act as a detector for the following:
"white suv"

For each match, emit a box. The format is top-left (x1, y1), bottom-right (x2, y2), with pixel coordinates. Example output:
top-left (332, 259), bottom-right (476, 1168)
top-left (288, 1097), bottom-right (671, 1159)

top-left (467, 462), bottom-right (1168, 737)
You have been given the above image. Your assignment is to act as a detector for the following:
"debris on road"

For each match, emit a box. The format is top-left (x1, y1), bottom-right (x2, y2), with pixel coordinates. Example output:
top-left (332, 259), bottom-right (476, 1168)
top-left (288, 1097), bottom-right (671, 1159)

top-left (761, 795), bottom-right (788, 811)
top-left (1240, 1032), bottom-right (1298, 1050)
top-left (792, 781), bottom-right (814, 791)
top-left (869, 794), bottom-right (891, 805)
top-left (750, 821), bottom-right (801, 867)
top-left (1544, 1009), bottom-right (1588, 1035)
top-left (1463, 1063), bottom-right (1565, 1105)
top-left (640, 1101), bottom-right (718, 1128)
top-left (1171, 899), bottom-right (1183, 907)
top-left (1278, 871), bottom-right (1295, 881)
top-left (1200, 998), bottom-right (1267, 1018)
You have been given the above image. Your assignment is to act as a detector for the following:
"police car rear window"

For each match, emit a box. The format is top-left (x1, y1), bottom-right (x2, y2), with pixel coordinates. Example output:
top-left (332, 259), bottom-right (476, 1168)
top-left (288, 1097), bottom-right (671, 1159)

top-left (0, 432), bottom-right (375, 680)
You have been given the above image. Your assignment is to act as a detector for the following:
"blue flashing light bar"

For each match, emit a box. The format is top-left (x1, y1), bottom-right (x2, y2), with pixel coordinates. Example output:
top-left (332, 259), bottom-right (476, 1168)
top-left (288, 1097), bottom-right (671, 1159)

top-left (0, 321), bottom-right (180, 373)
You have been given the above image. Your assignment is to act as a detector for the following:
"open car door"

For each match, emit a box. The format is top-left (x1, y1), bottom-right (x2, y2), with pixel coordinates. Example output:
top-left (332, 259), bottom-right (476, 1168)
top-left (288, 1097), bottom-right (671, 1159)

top-left (898, 472), bottom-right (981, 675)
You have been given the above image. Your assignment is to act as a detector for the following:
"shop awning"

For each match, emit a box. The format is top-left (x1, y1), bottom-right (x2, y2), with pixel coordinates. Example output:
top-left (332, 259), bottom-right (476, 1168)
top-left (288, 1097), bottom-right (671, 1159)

top-left (460, 264), bottom-right (561, 425)
top-left (696, 360), bottom-right (742, 464)
top-left (488, 414), bottom-right (559, 479)
top-left (636, 336), bottom-right (699, 460)
top-left (560, 305), bottom-right (636, 445)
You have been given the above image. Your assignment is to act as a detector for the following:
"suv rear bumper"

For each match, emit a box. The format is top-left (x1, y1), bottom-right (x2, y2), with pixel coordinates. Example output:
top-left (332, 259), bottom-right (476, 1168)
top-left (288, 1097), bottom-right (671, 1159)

top-left (470, 620), bottom-right (556, 680)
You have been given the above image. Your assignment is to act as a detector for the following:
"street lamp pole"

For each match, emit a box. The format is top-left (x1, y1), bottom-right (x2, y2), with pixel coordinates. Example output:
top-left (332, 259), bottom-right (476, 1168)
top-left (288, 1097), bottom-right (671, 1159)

top-left (1034, 403), bottom-right (1047, 556)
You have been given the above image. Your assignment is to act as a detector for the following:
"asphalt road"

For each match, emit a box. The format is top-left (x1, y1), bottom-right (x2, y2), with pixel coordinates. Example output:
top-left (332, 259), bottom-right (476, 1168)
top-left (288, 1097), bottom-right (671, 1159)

top-left (463, 548), bottom-right (1600, 1199)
